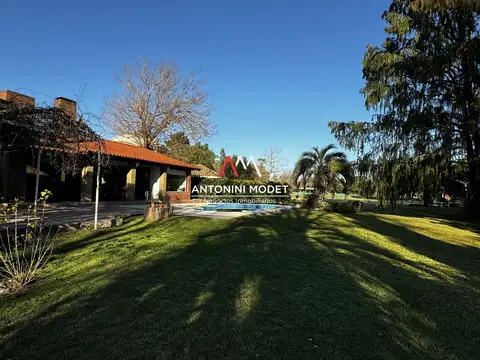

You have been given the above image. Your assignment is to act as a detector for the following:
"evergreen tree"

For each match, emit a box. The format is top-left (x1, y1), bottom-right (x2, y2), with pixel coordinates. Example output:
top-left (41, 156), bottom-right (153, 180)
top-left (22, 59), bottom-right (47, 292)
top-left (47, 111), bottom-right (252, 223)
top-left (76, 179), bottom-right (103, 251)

top-left (217, 148), bottom-right (226, 171)
top-left (329, 1), bottom-right (479, 214)
top-left (163, 132), bottom-right (216, 169)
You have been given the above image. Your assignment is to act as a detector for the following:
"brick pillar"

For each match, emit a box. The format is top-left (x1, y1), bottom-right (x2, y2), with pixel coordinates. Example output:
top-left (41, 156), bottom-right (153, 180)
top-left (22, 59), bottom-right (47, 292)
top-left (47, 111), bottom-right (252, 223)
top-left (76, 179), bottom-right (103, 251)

top-left (0, 90), bottom-right (35, 107)
top-left (126, 168), bottom-right (136, 201)
top-left (81, 166), bottom-right (94, 202)
top-left (186, 170), bottom-right (192, 194)
top-left (54, 97), bottom-right (77, 119)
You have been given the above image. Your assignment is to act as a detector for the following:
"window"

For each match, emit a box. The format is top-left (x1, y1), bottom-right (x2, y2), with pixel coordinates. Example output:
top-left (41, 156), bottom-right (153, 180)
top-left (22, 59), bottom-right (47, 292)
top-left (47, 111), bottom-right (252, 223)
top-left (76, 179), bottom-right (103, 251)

top-left (167, 170), bottom-right (186, 192)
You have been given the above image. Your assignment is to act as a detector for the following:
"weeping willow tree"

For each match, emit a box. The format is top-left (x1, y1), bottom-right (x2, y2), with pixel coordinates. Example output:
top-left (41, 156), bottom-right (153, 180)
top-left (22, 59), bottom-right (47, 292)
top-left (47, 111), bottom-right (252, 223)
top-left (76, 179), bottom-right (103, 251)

top-left (329, 0), bottom-right (479, 214)
top-left (339, 161), bottom-right (356, 199)
top-left (351, 157), bottom-right (377, 199)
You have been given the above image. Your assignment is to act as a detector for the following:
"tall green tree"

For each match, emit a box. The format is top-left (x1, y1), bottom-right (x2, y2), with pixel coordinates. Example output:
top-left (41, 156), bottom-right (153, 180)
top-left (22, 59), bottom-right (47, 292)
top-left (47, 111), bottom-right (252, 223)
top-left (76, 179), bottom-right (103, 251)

top-left (329, 1), bottom-right (479, 214)
top-left (163, 132), bottom-right (190, 160)
top-left (163, 131), bottom-right (216, 169)
top-left (217, 148), bottom-right (226, 171)
top-left (188, 143), bottom-right (216, 169)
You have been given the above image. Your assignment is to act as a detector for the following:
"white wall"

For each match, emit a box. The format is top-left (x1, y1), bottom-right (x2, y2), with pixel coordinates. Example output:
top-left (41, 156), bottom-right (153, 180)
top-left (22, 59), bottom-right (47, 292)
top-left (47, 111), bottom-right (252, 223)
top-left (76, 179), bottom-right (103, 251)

top-left (150, 166), bottom-right (161, 200)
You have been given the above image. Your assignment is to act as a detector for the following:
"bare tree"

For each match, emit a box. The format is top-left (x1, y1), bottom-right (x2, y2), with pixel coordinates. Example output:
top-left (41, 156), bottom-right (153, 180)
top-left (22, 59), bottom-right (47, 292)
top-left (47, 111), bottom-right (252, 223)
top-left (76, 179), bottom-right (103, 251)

top-left (104, 59), bottom-right (214, 149)
top-left (276, 168), bottom-right (294, 185)
top-left (259, 148), bottom-right (285, 181)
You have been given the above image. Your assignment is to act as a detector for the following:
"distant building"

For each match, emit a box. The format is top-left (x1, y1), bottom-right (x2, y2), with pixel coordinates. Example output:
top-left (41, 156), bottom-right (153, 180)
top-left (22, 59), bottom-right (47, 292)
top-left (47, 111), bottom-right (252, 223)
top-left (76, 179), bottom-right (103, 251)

top-left (192, 164), bottom-right (220, 179)
top-left (111, 134), bottom-right (138, 146)
top-left (0, 90), bottom-right (199, 203)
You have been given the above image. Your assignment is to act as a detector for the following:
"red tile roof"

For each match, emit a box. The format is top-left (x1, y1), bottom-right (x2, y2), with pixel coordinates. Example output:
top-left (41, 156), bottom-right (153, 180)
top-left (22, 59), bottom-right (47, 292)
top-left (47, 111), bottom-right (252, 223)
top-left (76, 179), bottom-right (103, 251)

top-left (78, 140), bottom-right (199, 169)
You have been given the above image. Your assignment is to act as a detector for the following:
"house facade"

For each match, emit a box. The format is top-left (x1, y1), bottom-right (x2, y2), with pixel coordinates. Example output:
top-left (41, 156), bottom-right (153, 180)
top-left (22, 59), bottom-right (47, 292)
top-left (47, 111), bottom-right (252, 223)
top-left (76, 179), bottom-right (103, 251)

top-left (76, 139), bottom-right (198, 203)
top-left (0, 90), bottom-right (199, 203)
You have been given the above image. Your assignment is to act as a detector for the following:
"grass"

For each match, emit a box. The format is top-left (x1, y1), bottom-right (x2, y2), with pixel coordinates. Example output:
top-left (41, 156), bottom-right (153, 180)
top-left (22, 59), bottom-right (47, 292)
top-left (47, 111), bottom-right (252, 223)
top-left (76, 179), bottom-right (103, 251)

top-left (1, 210), bottom-right (479, 359)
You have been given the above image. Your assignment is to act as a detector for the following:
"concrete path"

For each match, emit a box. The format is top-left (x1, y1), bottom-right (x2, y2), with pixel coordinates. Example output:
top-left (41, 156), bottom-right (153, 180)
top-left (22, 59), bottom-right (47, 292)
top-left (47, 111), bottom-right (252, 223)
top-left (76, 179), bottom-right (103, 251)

top-left (1, 202), bottom-right (247, 227)
top-left (1, 202), bottom-right (291, 228)
top-left (1, 203), bottom-right (147, 228)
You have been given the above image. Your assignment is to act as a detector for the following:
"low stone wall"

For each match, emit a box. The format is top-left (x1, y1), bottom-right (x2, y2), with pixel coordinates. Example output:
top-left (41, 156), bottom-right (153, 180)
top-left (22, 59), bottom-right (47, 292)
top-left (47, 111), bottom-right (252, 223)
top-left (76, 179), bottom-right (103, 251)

top-left (78, 217), bottom-right (124, 230)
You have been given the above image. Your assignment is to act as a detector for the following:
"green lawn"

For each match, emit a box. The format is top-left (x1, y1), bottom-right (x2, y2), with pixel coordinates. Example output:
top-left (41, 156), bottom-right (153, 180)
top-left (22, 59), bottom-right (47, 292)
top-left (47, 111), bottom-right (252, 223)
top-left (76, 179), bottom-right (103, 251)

top-left (1, 210), bottom-right (479, 359)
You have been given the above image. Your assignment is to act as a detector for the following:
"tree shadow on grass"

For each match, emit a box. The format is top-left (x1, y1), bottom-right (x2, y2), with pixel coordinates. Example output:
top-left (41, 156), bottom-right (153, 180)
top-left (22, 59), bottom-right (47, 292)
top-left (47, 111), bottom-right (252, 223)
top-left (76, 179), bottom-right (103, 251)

top-left (372, 205), bottom-right (480, 234)
top-left (344, 212), bottom-right (480, 277)
top-left (1, 210), bottom-right (479, 360)
top-left (309, 213), bottom-right (480, 359)
top-left (52, 216), bottom-right (153, 256)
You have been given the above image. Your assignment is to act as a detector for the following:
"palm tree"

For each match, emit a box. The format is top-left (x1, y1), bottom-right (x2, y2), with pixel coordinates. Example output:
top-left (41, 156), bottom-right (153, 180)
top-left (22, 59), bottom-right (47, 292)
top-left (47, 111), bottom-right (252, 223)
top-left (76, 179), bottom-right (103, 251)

top-left (293, 144), bottom-right (347, 197)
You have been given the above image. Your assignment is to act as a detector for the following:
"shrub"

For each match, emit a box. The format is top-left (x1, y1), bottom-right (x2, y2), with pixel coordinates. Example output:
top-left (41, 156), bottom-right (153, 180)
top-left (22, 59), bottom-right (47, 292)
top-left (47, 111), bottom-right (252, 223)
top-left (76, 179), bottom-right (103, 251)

top-left (0, 190), bottom-right (56, 294)
top-left (317, 200), bottom-right (364, 213)
top-left (333, 200), bottom-right (364, 213)
top-left (336, 202), bottom-right (354, 213)
top-left (350, 200), bottom-right (364, 212)
top-left (200, 178), bottom-right (265, 187)
top-left (304, 193), bottom-right (320, 209)
top-left (318, 200), bottom-right (334, 211)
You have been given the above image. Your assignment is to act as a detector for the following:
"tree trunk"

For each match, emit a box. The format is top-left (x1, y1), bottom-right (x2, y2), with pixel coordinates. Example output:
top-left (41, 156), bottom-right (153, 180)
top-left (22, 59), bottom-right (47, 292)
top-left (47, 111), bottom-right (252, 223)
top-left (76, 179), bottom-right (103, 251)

top-left (0, 146), bottom-right (5, 201)
top-left (466, 155), bottom-right (480, 218)
top-left (145, 201), bottom-right (172, 221)
top-left (423, 188), bottom-right (432, 207)
top-left (94, 150), bottom-right (101, 230)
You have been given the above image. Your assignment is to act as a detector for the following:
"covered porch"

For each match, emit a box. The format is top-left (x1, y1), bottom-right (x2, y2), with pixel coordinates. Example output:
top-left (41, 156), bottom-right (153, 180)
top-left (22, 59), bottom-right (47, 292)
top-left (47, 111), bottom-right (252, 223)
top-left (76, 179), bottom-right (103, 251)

top-left (19, 139), bottom-right (198, 203)
top-left (80, 160), bottom-right (193, 203)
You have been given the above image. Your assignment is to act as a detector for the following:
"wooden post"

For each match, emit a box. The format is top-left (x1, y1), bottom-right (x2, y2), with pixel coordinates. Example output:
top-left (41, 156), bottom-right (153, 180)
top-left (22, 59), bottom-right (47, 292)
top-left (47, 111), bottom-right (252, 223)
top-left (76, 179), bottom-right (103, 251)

top-left (34, 147), bottom-right (41, 211)
top-left (94, 148), bottom-right (101, 230)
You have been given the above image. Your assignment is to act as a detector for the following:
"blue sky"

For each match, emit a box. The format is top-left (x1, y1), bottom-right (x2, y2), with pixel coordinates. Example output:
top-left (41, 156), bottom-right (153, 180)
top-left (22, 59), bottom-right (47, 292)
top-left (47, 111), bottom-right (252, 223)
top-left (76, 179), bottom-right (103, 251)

top-left (1, 0), bottom-right (388, 168)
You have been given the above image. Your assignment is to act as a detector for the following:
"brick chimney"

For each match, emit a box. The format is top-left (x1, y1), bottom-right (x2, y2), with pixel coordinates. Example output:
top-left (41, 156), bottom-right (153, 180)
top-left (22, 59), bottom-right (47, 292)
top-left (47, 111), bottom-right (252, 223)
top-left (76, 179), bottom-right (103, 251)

top-left (0, 90), bottom-right (35, 107)
top-left (54, 97), bottom-right (77, 119)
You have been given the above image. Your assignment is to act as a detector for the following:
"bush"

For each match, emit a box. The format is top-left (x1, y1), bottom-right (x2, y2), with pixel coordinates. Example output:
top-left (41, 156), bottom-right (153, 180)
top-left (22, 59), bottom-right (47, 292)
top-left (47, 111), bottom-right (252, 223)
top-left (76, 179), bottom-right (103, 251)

top-left (0, 190), bottom-right (56, 294)
top-left (200, 178), bottom-right (265, 187)
top-left (317, 200), bottom-right (334, 211)
top-left (335, 200), bottom-right (363, 213)
top-left (304, 193), bottom-right (320, 209)
top-left (350, 200), bottom-right (364, 212)
top-left (318, 200), bottom-right (364, 213)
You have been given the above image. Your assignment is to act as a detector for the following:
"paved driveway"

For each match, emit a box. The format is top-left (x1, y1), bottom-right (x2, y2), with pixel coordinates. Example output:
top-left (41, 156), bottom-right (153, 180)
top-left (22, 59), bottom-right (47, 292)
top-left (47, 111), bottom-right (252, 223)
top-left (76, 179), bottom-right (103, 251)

top-left (2, 203), bottom-right (147, 227)
top-left (1, 202), bottom-right (283, 227)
